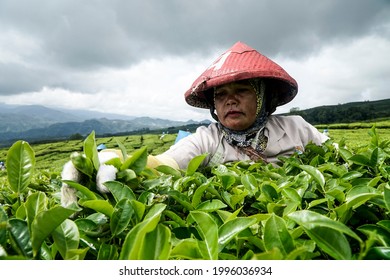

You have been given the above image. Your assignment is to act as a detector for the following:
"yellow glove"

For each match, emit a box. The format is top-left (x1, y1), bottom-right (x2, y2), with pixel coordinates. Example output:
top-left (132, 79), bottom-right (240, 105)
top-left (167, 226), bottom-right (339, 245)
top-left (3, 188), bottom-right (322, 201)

top-left (100, 148), bottom-right (179, 170)
top-left (147, 154), bottom-right (179, 170)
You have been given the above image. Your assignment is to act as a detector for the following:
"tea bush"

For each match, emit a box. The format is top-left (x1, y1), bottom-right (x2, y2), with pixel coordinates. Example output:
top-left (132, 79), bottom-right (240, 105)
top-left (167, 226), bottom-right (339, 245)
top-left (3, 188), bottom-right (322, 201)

top-left (0, 128), bottom-right (389, 260)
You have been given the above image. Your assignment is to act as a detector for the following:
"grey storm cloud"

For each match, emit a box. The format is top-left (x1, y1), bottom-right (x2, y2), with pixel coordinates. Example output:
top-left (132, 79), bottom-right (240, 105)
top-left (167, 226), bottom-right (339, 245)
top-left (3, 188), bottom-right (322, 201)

top-left (2, 0), bottom-right (389, 63)
top-left (0, 0), bottom-right (389, 100)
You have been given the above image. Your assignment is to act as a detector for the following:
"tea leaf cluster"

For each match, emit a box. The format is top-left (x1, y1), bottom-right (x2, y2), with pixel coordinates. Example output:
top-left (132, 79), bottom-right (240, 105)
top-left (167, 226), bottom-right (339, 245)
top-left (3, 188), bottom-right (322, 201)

top-left (0, 128), bottom-right (389, 260)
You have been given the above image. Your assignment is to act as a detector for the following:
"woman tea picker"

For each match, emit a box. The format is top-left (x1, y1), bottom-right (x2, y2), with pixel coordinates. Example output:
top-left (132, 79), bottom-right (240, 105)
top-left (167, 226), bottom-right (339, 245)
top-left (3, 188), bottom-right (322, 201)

top-left (60, 41), bottom-right (328, 206)
top-left (160, 41), bottom-right (328, 169)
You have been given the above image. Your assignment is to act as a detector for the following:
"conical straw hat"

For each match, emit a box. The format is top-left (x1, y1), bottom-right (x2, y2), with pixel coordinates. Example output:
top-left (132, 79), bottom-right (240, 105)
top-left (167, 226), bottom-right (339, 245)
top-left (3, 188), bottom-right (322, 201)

top-left (185, 41), bottom-right (298, 111)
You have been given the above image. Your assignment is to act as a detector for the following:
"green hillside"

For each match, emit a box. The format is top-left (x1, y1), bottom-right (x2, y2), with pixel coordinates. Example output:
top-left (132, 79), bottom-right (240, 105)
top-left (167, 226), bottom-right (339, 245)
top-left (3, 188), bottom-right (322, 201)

top-left (285, 98), bottom-right (390, 125)
top-left (1, 124), bottom-right (389, 174)
top-left (0, 127), bottom-right (389, 260)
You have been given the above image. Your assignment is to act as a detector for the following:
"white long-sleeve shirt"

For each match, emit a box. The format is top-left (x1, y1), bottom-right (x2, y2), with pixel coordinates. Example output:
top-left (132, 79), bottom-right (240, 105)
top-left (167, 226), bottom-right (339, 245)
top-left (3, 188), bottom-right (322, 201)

top-left (162, 115), bottom-right (329, 169)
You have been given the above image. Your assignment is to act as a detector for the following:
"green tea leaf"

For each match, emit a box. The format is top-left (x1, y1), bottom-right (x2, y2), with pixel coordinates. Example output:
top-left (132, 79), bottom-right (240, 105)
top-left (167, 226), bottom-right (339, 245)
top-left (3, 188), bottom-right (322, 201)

top-left (218, 217), bottom-right (257, 251)
top-left (364, 247), bottom-right (390, 260)
top-left (299, 165), bottom-right (325, 189)
top-left (213, 165), bottom-right (239, 189)
top-left (81, 200), bottom-right (115, 218)
top-left (119, 203), bottom-right (166, 260)
top-left (186, 153), bottom-right (208, 176)
top-left (305, 226), bottom-right (352, 260)
top-left (368, 176), bottom-right (382, 188)
top-left (164, 210), bottom-right (186, 227)
top-left (358, 224), bottom-right (390, 247)
top-left (293, 210), bottom-right (351, 260)
top-left (349, 154), bottom-right (371, 167)
top-left (130, 200), bottom-right (145, 223)
top-left (39, 241), bottom-right (53, 260)
top-left (282, 188), bottom-right (302, 203)
top-left (308, 198), bottom-right (328, 209)
top-left (70, 152), bottom-right (94, 178)
top-left (232, 190), bottom-right (250, 208)
top-left (261, 184), bottom-right (279, 202)
top-left (104, 181), bottom-right (136, 203)
top-left (217, 207), bottom-right (242, 223)
top-left (369, 148), bottom-right (379, 168)
top-left (338, 147), bottom-right (353, 163)
top-left (189, 211), bottom-right (218, 260)
top-left (84, 131), bottom-right (100, 171)
top-left (98, 243), bottom-right (119, 260)
top-left (66, 247), bottom-right (89, 260)
top-left (170, 239), bottom-right (202, 260)
top-left (285, 241), bottom-right (317, 260)
top-left (140, 224), bottom-right (171, 260)
top-left (264, 214), bottom-right (295, 256)
top-left (15, 203), bottom-right (26, 220)
top-left (252, 247), bottom-right (284, 260)
top-left (0, 207), bottom-right (7, 245)
top-left (62, 180), bottom-right (97, 201)
top-left (31, 206), bottom-right (76, 257)
top-left (115, 138), bottom-right (128, 161)
top-left (75, 218), bottom-right (100, 236)
top-left (192, 180), bottom-right (211, 208)
top-left (52, 219), bottom-right (79, 259)
top-left (321, 163), bottom-right (347, 177)
top-left (345, 186), bottom-right (381, 209)
top-left (340, 171), bottom-right (363, 181)
top-left (156, 165), bottom-right (182, 180)
top-left (104, 157), bottom-right (122, 169)
top-left (6, 140), bottom-right (35, 194)
top-left (195, 199), bottom-right (227, 212)
top-left (288, 210), bottom-right (362, 243)
top-left (25, 191), bottom-right (47, 232)
top-left (120, 146), bottom-right (148, 174)
top-left (110, 199), bottom-right (134, 236)
top-left (384, 183), bottom-right (390, 212)
top-left (219, 174), bottom-right (236, 189)
top-left (8, 219), bottom-right (33, 258)
top-left (368, 126), bottom-right (379, 147)
top-left (377, 220), bottom-right (390, 231)
top-left (168, 190), bottom-right (194, 211)
top-left (116, 169), bottom-right (137, 183)
top-left (241, 173), bottom-right (258, 195)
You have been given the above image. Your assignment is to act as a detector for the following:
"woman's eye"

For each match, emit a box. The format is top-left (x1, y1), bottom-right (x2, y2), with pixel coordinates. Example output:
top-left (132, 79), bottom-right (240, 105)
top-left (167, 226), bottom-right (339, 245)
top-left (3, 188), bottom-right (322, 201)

top-left (214, 86), bottom-right (253, 102)
top-left (236, 87), bottom-right (251, 94)
top-left (214, 92), bottom-right (226, 100)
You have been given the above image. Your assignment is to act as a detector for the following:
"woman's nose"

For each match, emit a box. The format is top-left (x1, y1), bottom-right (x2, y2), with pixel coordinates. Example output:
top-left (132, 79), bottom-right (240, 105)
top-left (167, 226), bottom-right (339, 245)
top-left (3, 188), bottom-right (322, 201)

top-left (225, 93), bottom-right (238, 105)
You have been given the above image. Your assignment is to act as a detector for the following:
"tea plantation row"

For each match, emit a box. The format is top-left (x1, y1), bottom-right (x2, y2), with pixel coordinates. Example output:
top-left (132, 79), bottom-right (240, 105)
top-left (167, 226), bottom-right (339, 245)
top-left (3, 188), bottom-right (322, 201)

top-left (0, 127), bottom-right (389, 260)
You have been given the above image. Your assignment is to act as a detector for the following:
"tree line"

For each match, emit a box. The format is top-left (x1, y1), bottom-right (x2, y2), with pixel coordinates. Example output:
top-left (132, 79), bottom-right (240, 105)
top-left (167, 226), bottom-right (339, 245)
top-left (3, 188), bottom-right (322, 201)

top-left (285, 98), bottom-right (390, 125)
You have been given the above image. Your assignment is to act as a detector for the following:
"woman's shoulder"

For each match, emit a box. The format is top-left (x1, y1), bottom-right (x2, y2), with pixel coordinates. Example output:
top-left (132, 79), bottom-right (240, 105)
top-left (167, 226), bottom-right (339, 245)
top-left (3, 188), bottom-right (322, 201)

top-left (195, 122), bottom-right (220, 135)
top-left (267, 114), bottom-right (328, 144)
top-left (267, 114), bottom-right (308, 127)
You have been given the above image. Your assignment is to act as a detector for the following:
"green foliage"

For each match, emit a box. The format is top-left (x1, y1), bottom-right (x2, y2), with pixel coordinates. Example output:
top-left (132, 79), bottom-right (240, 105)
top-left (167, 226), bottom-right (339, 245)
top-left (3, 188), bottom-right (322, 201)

top-left (0, 127), bottom-right (389, 260)
top-left (286, 99), bottom-right (390, 125)
top-left (6, 141), bottom-right (35, 195)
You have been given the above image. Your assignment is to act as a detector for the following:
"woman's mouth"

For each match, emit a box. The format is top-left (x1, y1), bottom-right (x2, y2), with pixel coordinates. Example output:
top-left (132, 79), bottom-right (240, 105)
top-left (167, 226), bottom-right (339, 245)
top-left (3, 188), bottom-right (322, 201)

top-left (225, 110), bottom-right (244, 118)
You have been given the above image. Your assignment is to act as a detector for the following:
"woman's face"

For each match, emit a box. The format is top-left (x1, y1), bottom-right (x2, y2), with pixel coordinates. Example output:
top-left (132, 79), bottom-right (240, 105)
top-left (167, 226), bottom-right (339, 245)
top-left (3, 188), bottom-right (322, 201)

top-left (214, 81), bottom-right (258, 131)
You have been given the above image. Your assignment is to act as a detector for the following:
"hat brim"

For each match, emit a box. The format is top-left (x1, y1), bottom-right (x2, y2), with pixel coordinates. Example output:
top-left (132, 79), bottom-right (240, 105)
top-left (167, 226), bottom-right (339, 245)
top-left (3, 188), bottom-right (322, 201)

top-left (185, 75), bottom-right (297, 110)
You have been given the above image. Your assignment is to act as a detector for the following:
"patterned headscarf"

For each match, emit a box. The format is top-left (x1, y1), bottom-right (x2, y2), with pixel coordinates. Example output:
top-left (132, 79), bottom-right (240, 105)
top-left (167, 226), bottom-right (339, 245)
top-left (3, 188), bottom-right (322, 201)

top-left (211, 79), bottom-right (268, 162)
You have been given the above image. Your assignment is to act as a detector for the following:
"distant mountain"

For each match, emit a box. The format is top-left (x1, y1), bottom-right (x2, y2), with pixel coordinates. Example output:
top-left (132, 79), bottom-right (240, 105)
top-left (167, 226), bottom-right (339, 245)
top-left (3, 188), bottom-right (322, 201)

top-left (0, 103), bottom-right (138, 133)
top-left (0, 103), bottom-right (210, 146)
top-left (0, 104), bottom-right (80, 132)
top-left (2, 98), bottom-right (388, 147)
top-left (55, 107), bottom-right (137, 121)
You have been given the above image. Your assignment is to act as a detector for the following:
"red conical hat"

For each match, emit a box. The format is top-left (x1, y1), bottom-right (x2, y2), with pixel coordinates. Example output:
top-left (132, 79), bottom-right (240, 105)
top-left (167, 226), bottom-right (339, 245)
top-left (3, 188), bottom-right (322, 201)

top-left (185, 41), bottom-right (298, 110)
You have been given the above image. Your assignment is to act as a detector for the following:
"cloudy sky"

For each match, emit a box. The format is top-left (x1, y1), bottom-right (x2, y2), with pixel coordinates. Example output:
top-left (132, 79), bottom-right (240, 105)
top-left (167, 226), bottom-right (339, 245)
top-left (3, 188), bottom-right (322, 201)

top-left (0, 0), bottom-right (389, 121)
